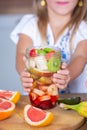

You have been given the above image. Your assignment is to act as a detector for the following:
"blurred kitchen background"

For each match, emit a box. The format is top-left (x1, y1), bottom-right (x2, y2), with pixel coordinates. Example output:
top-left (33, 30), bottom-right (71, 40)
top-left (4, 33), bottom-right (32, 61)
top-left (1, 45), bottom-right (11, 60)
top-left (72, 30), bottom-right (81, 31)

top-left (0, 0), bottom-right (34, 94)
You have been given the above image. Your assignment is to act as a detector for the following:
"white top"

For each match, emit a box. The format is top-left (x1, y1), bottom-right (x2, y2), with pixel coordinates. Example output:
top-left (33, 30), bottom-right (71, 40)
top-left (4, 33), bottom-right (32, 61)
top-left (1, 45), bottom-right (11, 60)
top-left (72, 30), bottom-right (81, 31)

top-left (10, 14), bottom-right (87, 93)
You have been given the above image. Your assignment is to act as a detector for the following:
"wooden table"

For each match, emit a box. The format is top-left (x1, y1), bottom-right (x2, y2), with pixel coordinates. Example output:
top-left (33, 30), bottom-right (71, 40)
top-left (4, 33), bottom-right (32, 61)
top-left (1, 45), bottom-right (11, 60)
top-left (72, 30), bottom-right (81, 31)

top-left (59, 93), bottom-right (87, 130)
top-left (0, 94), bottom-right (87, 130)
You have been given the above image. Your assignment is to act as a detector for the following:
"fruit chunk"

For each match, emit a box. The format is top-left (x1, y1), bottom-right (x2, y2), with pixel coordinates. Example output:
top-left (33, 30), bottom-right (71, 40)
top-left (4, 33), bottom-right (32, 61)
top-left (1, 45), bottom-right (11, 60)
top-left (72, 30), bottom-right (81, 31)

top-left (38, 77), bottom-right (52, 85)
top-left (24, 105), bottom-right (54, 126)
top-left (45, 51), bottom-right (55, 60)
top-left (47, 57), bottom-right (61, 72)
top-left (28, 68), bottom-right (53, 77)
top-left (29, 49), bottom-right (38, 57)
top-left (39, 95), bottom-right (51, 101)
top-left (0, 90), bottom-right (20, 104)
top-left (34, 55), bottom-right (48, 70)
top-left (0, 98), bottom-right (15, 120)
top-left (43, 48), bottom-right (53, 53)
top-left (33, 88), bottom-right (45, 96)
top-left (38, 49), bottom-right (46, 55)
top-left (47, 84), bottom-right (58, 96)
top-left (38, 95), bottom-right (52, 109)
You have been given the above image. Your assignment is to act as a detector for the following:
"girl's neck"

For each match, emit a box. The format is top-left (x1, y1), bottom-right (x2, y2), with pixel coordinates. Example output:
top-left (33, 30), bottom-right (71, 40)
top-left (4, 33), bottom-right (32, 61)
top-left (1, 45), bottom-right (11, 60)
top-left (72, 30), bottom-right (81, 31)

top-left (48, 9), bottom-right (71, 41)
top-left (48, 9), bottom-right (71, 27)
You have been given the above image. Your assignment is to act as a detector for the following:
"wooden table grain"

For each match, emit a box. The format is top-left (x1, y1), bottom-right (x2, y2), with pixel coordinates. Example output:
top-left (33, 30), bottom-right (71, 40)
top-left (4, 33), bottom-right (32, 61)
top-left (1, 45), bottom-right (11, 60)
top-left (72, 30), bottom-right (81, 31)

top-left (0, 94), bottom-right (87, 130)
top-left (59, 93), bottom-right (87, 130)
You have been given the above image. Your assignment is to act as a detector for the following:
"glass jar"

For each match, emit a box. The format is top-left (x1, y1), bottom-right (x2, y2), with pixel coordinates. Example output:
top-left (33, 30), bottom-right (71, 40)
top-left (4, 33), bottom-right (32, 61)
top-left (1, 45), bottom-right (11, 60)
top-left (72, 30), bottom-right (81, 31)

top-left (25, 46), bottom-right (61, 109)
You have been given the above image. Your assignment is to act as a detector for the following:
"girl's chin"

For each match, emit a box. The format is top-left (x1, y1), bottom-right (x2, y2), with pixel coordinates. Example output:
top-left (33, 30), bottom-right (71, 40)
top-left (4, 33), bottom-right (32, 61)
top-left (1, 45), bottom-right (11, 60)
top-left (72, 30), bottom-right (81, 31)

top-left (54, 8), bottom-right (71, 16)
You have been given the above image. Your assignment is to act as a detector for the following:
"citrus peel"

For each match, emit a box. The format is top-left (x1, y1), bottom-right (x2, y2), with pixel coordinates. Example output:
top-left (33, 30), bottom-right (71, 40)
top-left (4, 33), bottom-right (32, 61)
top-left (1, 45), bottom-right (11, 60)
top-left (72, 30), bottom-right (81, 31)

top-left (0, 98), bottom-right (15, 120)
top-left (24, 105), bottom-right (54, 126)
top-left (10, 91), bottom-right (20, 104)
top-left (0, 90), bottom-right (20, 104)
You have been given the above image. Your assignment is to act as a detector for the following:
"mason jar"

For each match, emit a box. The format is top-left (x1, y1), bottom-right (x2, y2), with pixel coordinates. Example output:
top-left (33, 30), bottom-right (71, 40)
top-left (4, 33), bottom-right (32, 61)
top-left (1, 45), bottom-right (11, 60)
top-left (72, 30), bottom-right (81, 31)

top-left (25, 46), bottom-right (61, 109)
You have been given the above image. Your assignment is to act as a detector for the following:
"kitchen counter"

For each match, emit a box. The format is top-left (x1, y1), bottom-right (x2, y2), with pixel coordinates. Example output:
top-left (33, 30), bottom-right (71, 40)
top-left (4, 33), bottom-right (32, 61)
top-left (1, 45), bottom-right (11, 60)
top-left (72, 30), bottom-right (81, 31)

top-left (0, 94), bottom-right (87, 130)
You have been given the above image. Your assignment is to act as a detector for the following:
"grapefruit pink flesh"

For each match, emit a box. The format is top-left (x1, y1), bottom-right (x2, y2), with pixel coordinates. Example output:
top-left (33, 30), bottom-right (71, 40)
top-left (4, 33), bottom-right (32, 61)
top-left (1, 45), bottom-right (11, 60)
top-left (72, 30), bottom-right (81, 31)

top-left (0, 101), bottom-right (11, 110)
top-left (24, 105), bottom-right (54, 126)
top-left (0, 98), bottom-right (15, 120)
top-left (27, 106), bottom-right (46, 122)
top-left (0, 90), bottom-right (20, 104)
top-left (0, 91), bottom-right (13, 99)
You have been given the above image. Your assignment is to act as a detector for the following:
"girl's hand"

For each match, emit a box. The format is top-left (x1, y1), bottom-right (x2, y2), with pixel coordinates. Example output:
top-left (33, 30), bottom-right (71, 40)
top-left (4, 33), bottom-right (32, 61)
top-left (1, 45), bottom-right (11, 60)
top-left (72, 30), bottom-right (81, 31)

top-left (52, 62), bottom-right (70, 90)
top-left (20, 69), bottom-right (33, 92)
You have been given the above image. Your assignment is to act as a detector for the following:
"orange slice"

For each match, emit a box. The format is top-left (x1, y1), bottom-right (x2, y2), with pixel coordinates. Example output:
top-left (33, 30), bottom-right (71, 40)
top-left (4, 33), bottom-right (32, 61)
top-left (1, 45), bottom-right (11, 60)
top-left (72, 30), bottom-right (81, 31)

top-left (24, 105), bottom-right (54, 126)
top-left (0, 98), bottom-right (15, 120)
top-left (0, 90), bottom-right (20, 104)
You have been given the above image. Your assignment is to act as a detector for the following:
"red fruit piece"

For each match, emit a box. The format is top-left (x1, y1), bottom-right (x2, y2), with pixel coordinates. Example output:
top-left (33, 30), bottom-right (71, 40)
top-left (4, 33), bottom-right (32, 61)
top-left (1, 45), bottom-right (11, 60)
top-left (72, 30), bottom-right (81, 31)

top-left (39, 100), bottom-right (53, 109)
top-left (29, 92), bottom-right (38, 101)
top-left (29, 49), bottom-right (38, 57)
top-left (39, 95), bottom-right (53, 109)
top-left (51, 95), bottom-right (58, 102)
top-left (31, 98), bottom-right (40, 107)
top-left (45, 51), bottom-right (55, 60)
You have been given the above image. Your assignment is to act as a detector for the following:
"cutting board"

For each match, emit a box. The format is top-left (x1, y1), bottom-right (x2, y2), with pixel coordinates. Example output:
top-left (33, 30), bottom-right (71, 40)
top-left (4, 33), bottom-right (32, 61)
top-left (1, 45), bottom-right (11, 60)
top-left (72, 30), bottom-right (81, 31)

top-left (0, 96), bottom-right (85, 130)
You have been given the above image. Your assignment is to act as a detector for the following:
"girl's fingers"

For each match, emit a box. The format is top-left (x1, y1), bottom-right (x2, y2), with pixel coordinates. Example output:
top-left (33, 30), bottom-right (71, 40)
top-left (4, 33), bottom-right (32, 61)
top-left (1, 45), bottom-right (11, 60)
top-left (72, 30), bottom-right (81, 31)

top-left (53, 70), bottom-right (69, 80)
top-left (20, 71), bottom-right (30, 77)
top-left (53, 73), bottom-right (66, 80)
top-left (55, 83), bottom-right (67, 89)
top-left (21, 77), bottom-right (33, 83)
top-left (23, 87), bottom-right (31, 93)
top-left (54, 75), bottom-right (70, 89)
top-left (22, 81), bottom-right (33, 93)
top-left (57, 69), bottom-right (69, 75)
top-left (22, 82), bottom-right (33, 87)
top-left (20, 76), bottom-right (33, 92)
top-left (53, 78), bottom-right (66, 85)
top-left (53, 67), bottom-right (70, 89)
top-left (61, 62), bottom-right (67, 69)
top-left (20, 69), bottom-right (33, 92)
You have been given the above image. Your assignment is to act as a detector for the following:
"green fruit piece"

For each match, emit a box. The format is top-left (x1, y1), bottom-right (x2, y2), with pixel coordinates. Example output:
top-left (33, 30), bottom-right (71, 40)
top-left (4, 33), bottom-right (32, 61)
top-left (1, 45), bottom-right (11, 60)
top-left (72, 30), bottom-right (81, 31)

top-left (37, 49), bottom-right (46, 55)
top-left (43, 48), bottom-right (53, 53)
top-left (58, 97), bottom-right (81, 105)
top-left (47, 57), bottom-right (61, 72)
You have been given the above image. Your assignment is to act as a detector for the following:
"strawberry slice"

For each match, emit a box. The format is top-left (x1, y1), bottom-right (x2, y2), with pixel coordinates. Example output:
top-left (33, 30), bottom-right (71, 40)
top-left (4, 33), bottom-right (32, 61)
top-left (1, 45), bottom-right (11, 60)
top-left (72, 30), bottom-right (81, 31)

top-left (29, 49), bottom-right (38, 57)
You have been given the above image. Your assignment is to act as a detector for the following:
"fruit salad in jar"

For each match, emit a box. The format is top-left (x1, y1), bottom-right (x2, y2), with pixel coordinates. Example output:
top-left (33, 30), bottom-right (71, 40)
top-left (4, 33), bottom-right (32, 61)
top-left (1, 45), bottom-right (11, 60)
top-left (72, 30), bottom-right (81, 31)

top-left (25, 46), bottom-right (61, 109)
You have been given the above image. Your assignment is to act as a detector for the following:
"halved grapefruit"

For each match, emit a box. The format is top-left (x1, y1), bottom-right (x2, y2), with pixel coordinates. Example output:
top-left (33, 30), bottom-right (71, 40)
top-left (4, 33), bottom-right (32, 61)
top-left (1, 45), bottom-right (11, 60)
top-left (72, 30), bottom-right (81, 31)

top-left (0, 90), bottom-right (20, 104)
top-left (0, 98), bottom-right (15, 120)
top-left (24, 105), bottom-right (54, 127)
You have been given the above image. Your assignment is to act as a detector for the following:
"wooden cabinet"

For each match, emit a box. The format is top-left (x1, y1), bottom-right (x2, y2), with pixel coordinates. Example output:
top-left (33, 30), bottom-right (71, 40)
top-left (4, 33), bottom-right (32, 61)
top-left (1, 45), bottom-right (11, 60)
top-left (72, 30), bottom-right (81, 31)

top-left (0, 0), bottom-right (34, 14)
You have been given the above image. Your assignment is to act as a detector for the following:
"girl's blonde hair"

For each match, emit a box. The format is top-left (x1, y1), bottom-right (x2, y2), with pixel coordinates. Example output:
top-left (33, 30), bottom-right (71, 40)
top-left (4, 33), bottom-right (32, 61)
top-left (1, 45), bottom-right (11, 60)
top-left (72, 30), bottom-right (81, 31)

top-left (34, 0), bottom-right (87, 46)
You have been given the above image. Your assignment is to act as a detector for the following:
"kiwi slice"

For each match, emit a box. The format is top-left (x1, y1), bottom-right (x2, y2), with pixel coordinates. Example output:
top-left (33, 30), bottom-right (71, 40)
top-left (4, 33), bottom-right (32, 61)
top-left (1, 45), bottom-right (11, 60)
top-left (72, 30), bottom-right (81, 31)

top-left (37, 49), bottom-right (46, 55)
top-left (43, 47), bottom-right (53, 53)
top-left (47, 57), bottom-right (61, 72)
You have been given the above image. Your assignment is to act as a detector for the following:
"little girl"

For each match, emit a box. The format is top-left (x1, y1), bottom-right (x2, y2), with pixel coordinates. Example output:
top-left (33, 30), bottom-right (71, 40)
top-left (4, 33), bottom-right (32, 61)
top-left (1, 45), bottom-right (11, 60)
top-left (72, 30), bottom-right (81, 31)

top-left (11, 0), bottom-right (87, 93)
